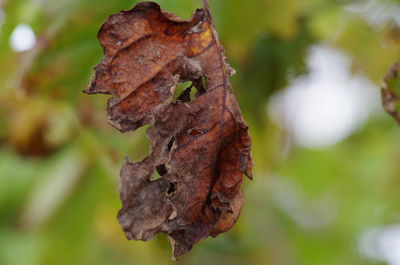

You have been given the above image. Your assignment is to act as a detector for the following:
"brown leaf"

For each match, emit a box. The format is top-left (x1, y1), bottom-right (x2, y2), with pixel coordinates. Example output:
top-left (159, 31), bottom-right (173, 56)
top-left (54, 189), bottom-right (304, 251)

top-left (84, 0), bottom-right (253, 259)
top-left (382, 61), bottom-right (400, 126)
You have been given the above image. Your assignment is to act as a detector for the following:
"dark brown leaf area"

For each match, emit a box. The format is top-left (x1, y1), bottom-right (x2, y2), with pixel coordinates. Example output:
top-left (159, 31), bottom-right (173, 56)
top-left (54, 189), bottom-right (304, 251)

top-left (84, 1), bottom-right (253, 259)
top-left (382, 61), bottom-right (400, 126)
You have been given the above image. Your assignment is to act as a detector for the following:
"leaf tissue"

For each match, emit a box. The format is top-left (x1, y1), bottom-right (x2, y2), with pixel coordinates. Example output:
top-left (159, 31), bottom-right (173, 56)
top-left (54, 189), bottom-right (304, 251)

top-left (84, 1), bottom-right (253, 259)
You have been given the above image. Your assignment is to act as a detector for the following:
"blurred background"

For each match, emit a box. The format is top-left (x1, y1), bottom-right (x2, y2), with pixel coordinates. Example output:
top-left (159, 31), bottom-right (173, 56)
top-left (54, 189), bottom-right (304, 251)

top-left (0, 0), bottom-right (400, 264)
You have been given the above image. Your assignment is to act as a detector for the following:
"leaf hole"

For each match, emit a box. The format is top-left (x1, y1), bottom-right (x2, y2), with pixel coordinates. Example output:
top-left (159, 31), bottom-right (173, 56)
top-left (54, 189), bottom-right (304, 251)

top-left (150, 170), bottom-right (162, 182)
top-left (201, 75), bottom-right (207, 89)
top-left (167, 137), bottom-right (175, 151)
top-left (191, 76), bottom-right (207, 95)
top-left (166, 182), bottom-right (177, 196)
top-left (189, 87), bottom-right (196, 101)
top-left (173, 81), bottom-right (192, 102)
top-left (174, 81), bottom-right (201, 102)
top-left (156, 164), bottom-right (167, 176)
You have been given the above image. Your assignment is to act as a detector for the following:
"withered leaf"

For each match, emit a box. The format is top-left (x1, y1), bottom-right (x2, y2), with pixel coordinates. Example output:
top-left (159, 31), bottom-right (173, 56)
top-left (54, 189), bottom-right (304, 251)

top-left (382, 61), bottom-right (400, 126)
top-left (84, 0), bottom-right (253, 259)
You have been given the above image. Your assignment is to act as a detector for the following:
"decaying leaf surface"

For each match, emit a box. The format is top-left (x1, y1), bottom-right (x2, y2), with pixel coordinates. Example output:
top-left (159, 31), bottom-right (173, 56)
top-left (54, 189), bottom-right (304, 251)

top-left (382, 61), bottom-right (400, 126)
top-left (84, 0), bottom-right (253, 259)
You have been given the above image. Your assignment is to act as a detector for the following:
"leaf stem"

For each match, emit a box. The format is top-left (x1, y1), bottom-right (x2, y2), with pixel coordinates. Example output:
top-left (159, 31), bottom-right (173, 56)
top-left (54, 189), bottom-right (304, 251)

top-left (202, 0), bottom-right (210, 11)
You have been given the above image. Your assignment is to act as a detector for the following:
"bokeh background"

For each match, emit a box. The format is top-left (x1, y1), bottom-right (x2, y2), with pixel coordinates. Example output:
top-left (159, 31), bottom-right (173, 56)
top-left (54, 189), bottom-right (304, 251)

top-left (1, 0), bottom-right (400, 264)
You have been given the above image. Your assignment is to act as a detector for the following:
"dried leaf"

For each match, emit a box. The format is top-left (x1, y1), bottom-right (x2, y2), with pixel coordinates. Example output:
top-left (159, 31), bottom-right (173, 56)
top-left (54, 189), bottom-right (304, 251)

top-left (382, 61), bottom-right (400, 126)
top-left (84, 0), bottom-right (253, 259)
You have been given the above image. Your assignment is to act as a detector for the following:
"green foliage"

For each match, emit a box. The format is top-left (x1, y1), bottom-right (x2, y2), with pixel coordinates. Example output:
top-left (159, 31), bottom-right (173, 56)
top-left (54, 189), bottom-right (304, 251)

top-left (0, 0), bottom-right (399, 264)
